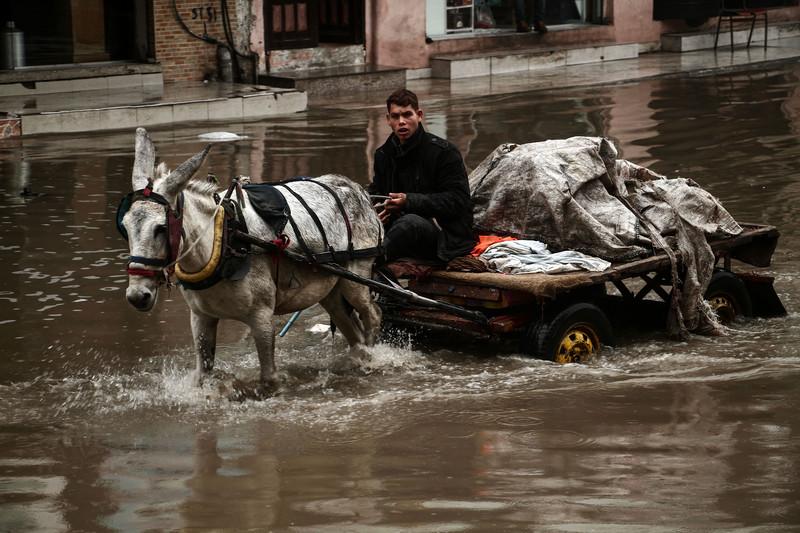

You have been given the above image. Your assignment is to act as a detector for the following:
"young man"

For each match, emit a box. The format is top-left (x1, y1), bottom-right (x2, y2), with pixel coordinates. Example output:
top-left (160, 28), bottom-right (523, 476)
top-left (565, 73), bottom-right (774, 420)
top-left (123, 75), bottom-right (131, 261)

top-left (369, 89), bottom-right (476, 263)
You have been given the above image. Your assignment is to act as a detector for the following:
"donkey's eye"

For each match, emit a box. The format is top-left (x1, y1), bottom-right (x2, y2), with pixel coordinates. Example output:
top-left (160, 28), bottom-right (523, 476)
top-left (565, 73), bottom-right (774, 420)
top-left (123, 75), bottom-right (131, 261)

top-left (153, 225), bottom-right (167, 239)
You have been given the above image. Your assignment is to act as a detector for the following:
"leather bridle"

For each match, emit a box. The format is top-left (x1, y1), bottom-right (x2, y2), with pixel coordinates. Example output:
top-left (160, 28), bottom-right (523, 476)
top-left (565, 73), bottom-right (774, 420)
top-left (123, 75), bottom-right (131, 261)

top-left (117, 181), bottom-right (184, 283)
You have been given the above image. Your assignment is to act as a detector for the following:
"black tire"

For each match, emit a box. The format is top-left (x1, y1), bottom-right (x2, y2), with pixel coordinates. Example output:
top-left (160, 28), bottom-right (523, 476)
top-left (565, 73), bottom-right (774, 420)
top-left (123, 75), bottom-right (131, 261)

top-left (521, 303), bottom-right (614, 363)
top-left (704, 269), bottom-right (753, 323)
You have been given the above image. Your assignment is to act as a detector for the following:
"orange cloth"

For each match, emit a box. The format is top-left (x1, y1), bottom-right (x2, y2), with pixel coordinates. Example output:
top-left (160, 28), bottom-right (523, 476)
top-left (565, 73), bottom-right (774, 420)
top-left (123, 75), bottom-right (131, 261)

top-left (470, 235), bottom-right (517, 256)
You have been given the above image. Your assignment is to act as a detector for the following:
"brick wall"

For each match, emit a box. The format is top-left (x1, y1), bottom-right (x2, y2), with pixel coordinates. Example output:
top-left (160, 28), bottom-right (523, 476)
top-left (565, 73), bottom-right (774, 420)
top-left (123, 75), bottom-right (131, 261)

top-left (152, 0), bottom-right (240, 83)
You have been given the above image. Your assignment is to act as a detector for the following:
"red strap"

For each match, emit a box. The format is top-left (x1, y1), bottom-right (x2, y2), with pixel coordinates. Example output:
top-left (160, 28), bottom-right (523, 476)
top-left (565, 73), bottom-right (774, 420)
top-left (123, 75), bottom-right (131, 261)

top-left (126, 268), bottom-right (160, 277)
top-left (273, 234), bottom-right (290, 251)
top-left (270, 235), bottom-right (290, 264)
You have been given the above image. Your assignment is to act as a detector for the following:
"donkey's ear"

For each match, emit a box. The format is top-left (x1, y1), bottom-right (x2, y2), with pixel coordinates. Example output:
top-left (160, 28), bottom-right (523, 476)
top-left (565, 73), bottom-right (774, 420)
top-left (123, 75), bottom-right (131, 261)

top-left (161, 143), bottom-right (213, 199)
top-left (132, 128), bottom-right (155, 190)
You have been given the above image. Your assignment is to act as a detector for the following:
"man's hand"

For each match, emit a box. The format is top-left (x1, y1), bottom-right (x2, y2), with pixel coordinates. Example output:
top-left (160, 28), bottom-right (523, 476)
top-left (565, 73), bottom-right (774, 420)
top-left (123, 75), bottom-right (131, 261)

top-left (375, 192), bottom-right (406, 224)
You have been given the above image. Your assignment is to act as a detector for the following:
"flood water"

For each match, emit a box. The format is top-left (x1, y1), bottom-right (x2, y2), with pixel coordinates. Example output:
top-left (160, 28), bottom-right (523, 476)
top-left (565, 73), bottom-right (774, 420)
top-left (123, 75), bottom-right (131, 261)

top-left (1, 64), bottom-right (799, 531)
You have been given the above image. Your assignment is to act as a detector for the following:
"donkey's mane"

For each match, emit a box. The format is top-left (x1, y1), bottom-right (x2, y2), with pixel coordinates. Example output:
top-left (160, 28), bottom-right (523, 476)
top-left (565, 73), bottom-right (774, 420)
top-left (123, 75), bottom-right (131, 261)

top-left (184, 179), bottom-right (219, 196)
top-left (154, 161), bottom-right (220, 196)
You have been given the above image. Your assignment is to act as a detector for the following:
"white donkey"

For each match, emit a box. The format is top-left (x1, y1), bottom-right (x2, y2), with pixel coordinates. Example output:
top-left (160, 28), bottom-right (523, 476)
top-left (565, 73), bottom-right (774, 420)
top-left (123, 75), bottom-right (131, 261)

top-left (120, 128), bottom-right (383, 396)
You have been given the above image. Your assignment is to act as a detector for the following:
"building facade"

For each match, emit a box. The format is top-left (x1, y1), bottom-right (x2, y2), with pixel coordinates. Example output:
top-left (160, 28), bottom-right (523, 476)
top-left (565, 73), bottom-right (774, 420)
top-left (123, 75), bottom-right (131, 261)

top-left (2, 1), bottom-right (799, 85)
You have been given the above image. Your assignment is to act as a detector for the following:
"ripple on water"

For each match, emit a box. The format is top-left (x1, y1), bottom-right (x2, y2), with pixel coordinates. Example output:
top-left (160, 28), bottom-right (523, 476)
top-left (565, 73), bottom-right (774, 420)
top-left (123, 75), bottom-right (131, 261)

top-left (506, 428), bottom-right (595, 449)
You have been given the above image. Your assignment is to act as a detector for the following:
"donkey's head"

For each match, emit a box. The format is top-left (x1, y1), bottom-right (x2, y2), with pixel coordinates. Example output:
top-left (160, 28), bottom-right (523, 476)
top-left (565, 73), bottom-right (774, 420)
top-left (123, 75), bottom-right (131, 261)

top-left (118, 128), bottom-right (211, 311)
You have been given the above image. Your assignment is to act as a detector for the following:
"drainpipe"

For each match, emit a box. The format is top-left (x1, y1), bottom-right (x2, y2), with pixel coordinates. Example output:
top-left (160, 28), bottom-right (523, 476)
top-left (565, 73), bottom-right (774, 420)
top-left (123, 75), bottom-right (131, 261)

top-left (172, 0), bottom-right (239, 81)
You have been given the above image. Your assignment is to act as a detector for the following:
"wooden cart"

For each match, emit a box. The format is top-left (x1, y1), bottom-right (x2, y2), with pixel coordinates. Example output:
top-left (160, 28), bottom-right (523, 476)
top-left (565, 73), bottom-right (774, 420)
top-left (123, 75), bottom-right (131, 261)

top-left (375, 223), bottom-right (786, 362)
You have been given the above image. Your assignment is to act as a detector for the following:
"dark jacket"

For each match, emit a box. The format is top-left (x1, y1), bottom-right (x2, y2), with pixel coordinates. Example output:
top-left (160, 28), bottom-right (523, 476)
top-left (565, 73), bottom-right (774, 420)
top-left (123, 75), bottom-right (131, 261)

top-left (369, 125), bottom-right (476, 261)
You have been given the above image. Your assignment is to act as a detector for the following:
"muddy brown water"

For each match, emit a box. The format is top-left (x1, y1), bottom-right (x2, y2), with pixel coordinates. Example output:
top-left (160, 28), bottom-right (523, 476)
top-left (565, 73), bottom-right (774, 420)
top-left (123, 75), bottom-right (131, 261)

top-left (1, 65), bottom-right (799, 531)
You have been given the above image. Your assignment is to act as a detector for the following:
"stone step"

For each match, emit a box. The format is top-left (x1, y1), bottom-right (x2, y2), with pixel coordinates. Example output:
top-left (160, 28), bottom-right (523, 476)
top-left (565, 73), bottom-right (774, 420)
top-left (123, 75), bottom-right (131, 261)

top-left (430, 42), bottom-right (639, 79)
top-left (661, 20), bottom-right (800, 52)
top-left (0, 62), bottom-right (163, 94)
top-left (261, 63), bottom-right (406, 97)
top-left (0, 82), bottom-right (307, 137)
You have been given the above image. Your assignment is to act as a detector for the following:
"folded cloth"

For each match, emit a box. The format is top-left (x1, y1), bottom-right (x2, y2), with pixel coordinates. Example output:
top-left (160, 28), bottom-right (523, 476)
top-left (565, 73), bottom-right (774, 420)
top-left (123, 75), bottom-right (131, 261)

top-left (470, 235), bottom-right (517, 256)
top-left (480, 240), bottom-right (611, 274)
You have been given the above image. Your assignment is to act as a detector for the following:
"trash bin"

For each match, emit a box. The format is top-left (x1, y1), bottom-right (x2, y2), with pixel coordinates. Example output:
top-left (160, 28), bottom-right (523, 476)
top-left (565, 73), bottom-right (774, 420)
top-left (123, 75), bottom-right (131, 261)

top-left (1, 21), bottom-right (25, 70)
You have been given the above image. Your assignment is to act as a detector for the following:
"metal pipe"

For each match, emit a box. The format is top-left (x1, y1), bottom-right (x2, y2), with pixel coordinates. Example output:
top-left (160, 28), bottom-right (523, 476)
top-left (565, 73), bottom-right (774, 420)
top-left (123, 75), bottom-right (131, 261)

top-left (279, 311), bottom-right (301, 337)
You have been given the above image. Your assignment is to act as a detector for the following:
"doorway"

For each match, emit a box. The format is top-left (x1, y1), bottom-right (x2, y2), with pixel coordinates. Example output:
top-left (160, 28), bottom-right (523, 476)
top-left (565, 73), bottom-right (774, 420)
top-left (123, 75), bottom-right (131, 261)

top-left (1, 0), bottom-right (148, 67)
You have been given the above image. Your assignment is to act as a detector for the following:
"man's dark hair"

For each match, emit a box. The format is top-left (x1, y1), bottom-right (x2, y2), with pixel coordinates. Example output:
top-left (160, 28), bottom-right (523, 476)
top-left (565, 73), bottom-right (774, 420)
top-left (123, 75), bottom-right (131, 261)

top-left (386, 89), bottom-right (419, 112)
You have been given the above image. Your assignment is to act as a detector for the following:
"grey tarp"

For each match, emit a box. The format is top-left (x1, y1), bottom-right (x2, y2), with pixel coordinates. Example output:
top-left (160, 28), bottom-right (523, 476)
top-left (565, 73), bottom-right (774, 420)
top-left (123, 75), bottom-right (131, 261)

top-left (469, 137), bottom-right (743, 338)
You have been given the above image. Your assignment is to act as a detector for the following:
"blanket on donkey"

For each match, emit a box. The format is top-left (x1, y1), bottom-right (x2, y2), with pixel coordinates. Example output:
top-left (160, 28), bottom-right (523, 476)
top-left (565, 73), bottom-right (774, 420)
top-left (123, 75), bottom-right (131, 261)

top-left (243, 183), bottom-right (290, 234)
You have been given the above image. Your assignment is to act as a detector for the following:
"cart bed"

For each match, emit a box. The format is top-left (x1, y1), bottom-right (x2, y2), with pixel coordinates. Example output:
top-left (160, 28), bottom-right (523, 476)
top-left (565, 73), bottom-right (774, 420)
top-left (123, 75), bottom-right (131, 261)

top-left (378, 223), bottom-right (784, 346)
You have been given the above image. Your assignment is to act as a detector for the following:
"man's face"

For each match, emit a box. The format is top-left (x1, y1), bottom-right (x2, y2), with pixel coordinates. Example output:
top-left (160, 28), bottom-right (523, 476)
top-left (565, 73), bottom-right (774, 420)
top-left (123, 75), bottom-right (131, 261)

top-left (387, 103), bottom-right (423, 145)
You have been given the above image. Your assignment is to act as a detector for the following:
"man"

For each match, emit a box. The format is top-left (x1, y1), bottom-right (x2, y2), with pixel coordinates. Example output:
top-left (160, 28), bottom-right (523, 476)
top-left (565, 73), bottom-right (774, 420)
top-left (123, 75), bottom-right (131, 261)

top-left (369, 89), bottom-right (476, 263)
top-left (515, 0), bottom-right (547, 33)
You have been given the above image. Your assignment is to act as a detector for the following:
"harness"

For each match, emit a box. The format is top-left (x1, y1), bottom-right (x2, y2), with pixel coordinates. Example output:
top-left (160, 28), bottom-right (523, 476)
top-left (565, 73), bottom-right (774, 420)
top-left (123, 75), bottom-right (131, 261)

top-left (173, 185), bottom-right (258, 291)
top-left (117, 176), bottom-right (383, 290)
top-left (274, 177), bottom-right (383, 265)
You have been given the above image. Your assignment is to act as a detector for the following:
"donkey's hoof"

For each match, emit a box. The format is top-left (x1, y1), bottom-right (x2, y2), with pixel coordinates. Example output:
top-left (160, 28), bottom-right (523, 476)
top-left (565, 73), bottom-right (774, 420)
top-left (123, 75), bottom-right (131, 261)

top-left (195, 368), bottom-right (229, 388)
top-left (223, 379), bottom-right (280, 402)
top-left (331, 346), bottom-right (371, 374)
top-left (255, 381), bottom-right (281, 400)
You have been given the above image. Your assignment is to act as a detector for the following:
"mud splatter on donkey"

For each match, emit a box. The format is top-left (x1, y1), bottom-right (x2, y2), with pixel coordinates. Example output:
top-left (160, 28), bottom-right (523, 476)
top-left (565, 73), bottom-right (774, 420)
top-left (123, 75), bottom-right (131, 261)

top-left (118, 128), bottom-right (383, 397)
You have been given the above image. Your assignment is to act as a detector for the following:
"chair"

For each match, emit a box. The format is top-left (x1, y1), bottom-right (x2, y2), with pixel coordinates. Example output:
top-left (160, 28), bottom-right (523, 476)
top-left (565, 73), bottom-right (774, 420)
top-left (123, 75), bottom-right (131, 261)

top-left (714, 1), bottom-right (769, 51)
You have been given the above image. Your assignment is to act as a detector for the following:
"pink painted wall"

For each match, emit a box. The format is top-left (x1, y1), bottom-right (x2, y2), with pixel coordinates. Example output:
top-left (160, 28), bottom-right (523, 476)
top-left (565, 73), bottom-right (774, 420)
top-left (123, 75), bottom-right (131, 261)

top-left (364, 0), bottom-right (677, 70)
top-left (365, 0), bottom-right (429, 67)
top-left (367, 0), bottom-right (800, 70)
top-left (608, 0), bottom-right (685, 44)
top-left (250, 0), bottom-right (267, 72)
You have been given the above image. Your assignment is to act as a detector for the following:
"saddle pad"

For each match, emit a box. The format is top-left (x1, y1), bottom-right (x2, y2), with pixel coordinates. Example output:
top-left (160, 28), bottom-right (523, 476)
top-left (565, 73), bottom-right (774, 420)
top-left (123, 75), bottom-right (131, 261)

top-left (243, 183), bottom-right (290, 234)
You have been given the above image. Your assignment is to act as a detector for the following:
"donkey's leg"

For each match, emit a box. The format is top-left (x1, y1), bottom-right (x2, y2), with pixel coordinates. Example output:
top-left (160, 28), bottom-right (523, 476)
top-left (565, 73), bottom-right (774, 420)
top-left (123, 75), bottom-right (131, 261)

top-left (249, 309), bottom-right (280, 395)
top-left (319, 284), bottom-right (367, 346)
top-left (340, 262), bottom-right (382, 345)
top-left (338, 281), bottom-right (382, 345)
top-left (190, 311), bottom-right (219, 385)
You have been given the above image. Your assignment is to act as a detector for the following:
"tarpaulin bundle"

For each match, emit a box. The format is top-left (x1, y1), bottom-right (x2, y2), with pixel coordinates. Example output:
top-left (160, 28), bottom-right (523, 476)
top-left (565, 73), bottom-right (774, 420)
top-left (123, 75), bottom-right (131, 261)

top-left (469, 137), bottom-right (743, 339)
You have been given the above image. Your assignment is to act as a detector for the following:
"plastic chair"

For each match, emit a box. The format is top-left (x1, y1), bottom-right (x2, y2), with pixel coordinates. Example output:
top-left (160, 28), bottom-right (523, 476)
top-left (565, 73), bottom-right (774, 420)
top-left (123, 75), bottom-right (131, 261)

top-left (714, 1), bottom-right (768, 50)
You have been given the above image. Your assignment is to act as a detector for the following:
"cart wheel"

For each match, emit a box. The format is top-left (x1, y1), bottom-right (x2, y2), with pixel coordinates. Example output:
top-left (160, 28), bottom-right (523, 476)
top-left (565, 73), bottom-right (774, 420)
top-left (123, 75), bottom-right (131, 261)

top-left (704, 270), bottom-right (753, 323)
top-left (521, 303), bottom-right (613, 363)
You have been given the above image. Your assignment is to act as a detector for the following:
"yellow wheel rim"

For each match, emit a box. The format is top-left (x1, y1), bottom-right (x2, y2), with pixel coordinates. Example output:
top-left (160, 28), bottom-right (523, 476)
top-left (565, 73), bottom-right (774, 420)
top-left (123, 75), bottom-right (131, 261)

top-left (707, 294), bottom-right (736, 323)
top-left (554, 325), bottom-right (601, 364)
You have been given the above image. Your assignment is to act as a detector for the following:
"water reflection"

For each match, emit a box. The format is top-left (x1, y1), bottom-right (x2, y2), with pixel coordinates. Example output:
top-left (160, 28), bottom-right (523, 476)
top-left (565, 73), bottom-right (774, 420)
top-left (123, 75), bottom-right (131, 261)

top-left (1, 64), bottom-right (799, 531)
